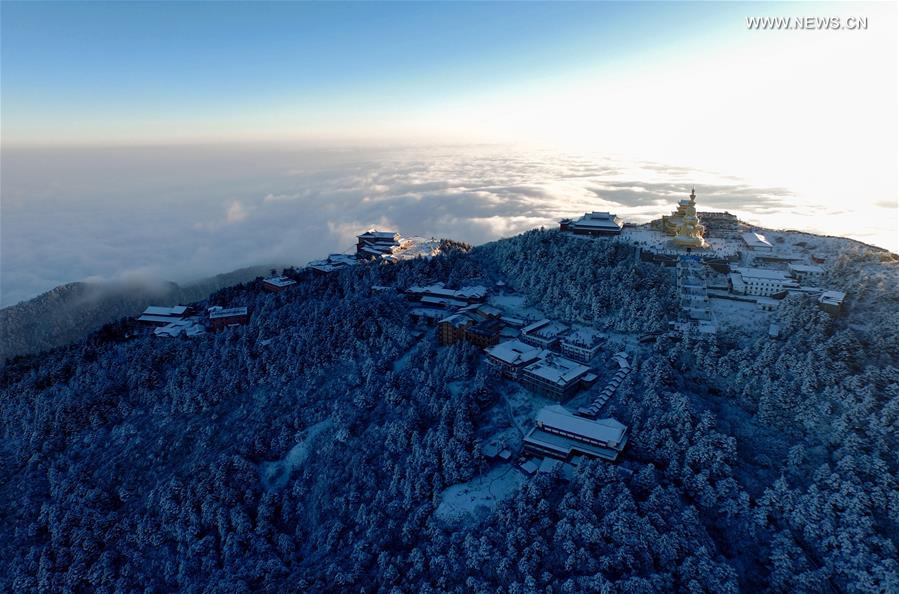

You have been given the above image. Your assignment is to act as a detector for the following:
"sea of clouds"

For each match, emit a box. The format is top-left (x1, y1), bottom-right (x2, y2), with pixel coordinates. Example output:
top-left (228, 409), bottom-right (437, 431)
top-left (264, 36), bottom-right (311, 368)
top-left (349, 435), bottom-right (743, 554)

top-left (0, 143), bottom-right (881, 307)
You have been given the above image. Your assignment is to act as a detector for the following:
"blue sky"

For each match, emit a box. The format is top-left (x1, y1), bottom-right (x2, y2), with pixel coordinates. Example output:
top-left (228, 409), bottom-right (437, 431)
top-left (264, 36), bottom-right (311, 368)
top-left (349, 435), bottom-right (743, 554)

top-left (2, 1), bottom-right (745, 144)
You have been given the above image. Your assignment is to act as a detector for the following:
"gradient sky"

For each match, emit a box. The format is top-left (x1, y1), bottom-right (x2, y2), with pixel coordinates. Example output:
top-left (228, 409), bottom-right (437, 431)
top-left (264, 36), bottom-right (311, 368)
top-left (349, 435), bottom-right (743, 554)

top-left (2, 2), bottom-right (873, 142)
top-left (0, 2), bottom-right (730, 143)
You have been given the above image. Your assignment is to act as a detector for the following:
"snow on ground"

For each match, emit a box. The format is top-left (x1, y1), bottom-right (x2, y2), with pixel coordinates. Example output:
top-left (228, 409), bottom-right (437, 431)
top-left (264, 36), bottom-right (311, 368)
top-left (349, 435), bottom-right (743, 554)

top-left (619, 227), bottom-right (740, 258)
top-left (489, 294), bottom-right (526, 309)
top-left (709, 297), bottom-right (770, 333)
top-left (503, 383), bottom-right (554, 433)
top-left (479, 426), bottom-right (521, 457)
top-left (488, 293), bottom-right (544, 322)
top-left (260, 419), bottom-right (331, 490)
top-left (435, 465), bottom-right (525, 523)
top-left (395, 236), bottom-right (442, 260)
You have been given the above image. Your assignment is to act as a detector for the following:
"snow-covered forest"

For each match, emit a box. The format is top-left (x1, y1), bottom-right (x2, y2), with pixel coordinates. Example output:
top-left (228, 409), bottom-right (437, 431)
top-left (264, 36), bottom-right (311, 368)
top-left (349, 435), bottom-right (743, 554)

top-left (1, 230), bottom-right (896, 593)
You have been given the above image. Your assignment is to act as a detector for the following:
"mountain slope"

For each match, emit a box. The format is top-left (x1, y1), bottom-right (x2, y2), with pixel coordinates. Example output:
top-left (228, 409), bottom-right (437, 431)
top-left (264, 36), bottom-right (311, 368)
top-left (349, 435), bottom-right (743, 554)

top-left (0, 265), bottom-right (276, 363)
top-left (0, 230), bottom-right (896, 592)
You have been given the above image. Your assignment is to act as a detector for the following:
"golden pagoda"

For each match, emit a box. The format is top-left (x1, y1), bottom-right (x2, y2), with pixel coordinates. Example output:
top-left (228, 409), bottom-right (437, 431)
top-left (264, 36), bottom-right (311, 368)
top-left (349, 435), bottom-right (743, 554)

top-left (671, 187), bottom-right (707, 249)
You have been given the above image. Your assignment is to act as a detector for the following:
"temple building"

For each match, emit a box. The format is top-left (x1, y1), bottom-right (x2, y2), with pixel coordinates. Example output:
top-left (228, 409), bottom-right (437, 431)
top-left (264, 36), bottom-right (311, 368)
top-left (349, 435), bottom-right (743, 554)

top-left (137, 305), bottom-right (191, 325)
top-left (524, 405), bottom-right (628, 462)
top-left (559, 212), bottom-right (623, 236)
top-left (356, 230), bottom-right (404, 259)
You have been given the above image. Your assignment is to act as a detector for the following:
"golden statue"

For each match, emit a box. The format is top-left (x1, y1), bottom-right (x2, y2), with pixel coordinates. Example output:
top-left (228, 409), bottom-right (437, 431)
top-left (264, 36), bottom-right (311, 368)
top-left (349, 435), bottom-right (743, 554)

top-left (671, 188), bottom-right (707, 249)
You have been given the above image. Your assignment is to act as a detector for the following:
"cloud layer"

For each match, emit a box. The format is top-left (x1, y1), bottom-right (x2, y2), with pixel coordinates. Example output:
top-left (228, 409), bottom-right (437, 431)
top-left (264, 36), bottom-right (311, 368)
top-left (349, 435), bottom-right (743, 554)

top-left (1, 144), bottom-right (891, 306)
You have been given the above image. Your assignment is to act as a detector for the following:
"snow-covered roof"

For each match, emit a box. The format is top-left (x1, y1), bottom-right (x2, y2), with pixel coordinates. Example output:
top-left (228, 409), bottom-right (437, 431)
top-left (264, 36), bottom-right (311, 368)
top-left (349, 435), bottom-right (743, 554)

top-left (521, 319), bottom-right (569, 340)
top-left (407, 283), bottom-right (487, 302)
top-left (523, 355), bottom-right (589, 385)
top-left (789, 264), bottom-right (825, 274)
top-left (519, 459), bottom-right (540, 474)
top-left (458, 303), bottom-right (502, 318)
top-left (208, 307), bottom-right (248, 319)
top-left (535, 405), bottom-right (627, 446)
top-left (563, 327), bottom-right (603, 348)
top-left (421, 295), bottom-right (469, 308)
top-left (818, 290), bottom-right (846, 305)
top-left (570, 212), bottom-right (623, 230)
top-left (153, 318), bottom-right (205, 337)
top-left (741, 232), bottom-right (773, 248)
top-left (728, 273), bottom-right (746, 293)
top-left (407, 282), bottom-right (446, 294)
top-left (138, 314), bottom-right (186, 324)
top-left (359, 229), bottom-right (399, 240)
top-left (733, 267), bottom-right (791, 281)
top-left (485, 339), bottom-right (545, 366)
top-left (477, 304), bottom-right (503, 317)
top-left (308, 253), bottom-right (357, 272)
top-left (142, 305), bottom-right (188, 317)
top-left (263, 276), bottom-right (296, 287)
top-left (456, 285), bottom-right (488, 299)
top-left (438, 313), bottom-right (475, 328)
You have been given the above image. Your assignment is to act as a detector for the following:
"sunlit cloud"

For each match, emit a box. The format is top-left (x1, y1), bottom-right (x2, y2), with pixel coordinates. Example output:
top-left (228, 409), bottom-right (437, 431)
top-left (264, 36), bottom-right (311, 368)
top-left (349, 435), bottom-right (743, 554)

top-left (6, 143), bottom-right (890, 307)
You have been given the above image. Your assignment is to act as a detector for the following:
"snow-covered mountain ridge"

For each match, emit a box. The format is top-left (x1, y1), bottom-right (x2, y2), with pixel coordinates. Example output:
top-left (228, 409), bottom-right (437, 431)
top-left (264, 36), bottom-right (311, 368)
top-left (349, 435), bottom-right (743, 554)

top-left (1, 229), bottom-right (896, 592)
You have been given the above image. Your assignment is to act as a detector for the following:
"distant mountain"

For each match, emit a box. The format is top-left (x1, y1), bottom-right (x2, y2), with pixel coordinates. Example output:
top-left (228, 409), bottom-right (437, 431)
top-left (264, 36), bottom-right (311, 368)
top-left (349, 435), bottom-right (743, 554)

top-left (0, 265), bottom-right (278, 363)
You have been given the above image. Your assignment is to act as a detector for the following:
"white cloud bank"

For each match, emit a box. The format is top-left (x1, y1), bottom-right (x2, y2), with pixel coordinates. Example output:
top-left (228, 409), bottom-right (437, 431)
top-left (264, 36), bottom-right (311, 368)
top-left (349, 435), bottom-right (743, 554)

top-left (1, 144), bottom-right (893, 307)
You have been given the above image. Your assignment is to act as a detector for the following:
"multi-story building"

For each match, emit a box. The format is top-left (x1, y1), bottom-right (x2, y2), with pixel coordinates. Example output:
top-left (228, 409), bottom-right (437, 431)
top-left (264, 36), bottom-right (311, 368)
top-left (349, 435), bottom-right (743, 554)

top-left (519, 353), bottom-right (591, 399)
top-left (524, 405), bottom-right (628, 462)
top-left (788, 263), bottom-right (825, 283)
top-left (560, 328), bottom-right (604, 363)
top-left (262, 276), bottom-right (297, 292)
top-left (356, 230), bottom-right (403, 259)
top-left (520, 319), bottom-right (569, 350)
top-left (464, 319), bottom-right (504, 349)
top-left (208, 306), bottom-right (250, 331)
top-left (437, 314), bottom-right (474, 345)
top-left (485, 339), bottom-right (545, 378)
top-left (729, 267), bottom-right (798, 296)
top-left (818, 290), bottom-right (846, 315)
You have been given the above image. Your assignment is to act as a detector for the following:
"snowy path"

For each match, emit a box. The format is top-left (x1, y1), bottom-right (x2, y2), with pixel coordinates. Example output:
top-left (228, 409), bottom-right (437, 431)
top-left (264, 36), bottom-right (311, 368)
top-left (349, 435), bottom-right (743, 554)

top-left (260, 419), bottom-right (331, 490)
